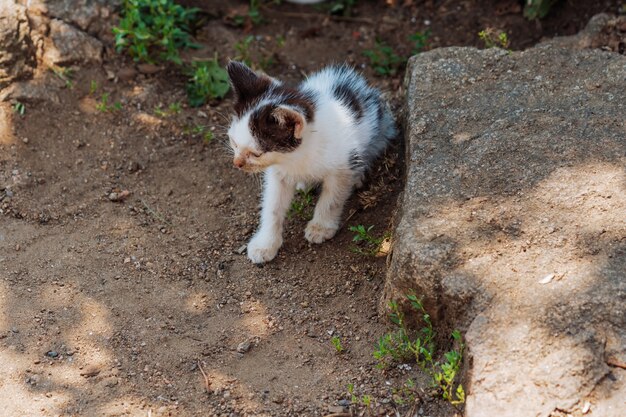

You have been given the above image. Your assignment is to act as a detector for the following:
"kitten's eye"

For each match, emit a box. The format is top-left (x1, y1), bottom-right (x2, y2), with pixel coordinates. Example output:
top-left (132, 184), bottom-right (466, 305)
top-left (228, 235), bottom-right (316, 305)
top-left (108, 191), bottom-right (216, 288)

top-left (250, 151), bottom-right (262, 158)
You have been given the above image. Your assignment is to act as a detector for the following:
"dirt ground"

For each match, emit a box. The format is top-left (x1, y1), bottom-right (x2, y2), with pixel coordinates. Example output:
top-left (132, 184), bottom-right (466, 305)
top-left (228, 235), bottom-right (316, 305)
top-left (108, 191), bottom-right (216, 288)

top-left (0, 1), bottom-right (621, 416)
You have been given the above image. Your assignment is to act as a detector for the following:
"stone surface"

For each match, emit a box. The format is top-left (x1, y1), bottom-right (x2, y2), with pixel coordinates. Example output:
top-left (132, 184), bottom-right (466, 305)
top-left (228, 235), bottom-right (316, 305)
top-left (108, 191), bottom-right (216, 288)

top-left (0, 2), bottom-right (36, 89)
top-left (42, 19), bottom-right (103, 66)
top-left (388, 19), bottom-right (626, 417)
top-left (44, 0), bottom-right (119, 33)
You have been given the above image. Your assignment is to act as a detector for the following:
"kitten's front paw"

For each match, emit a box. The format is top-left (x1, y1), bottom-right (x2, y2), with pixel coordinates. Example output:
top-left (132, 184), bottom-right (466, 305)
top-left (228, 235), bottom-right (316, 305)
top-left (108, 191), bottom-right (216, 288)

top-left (305, 221), bottom-right (338, 244)
top-left (247, 233), bottom-right (282, 264)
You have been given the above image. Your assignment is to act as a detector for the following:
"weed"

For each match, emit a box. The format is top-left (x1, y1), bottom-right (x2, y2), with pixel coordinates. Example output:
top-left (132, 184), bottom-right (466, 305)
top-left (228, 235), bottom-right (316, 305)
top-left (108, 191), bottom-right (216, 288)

top-left (478, 28), bottom-right (510, 49)
top-left (349, 224), bottom-right (389, 256)
top-left (409, 30), bottom-right (431, 55)
top-left (433, 330), bottom-right (465, 405)
top-left (50, 65), bottom-right (74, 89)
top-left (233, 35), bottom-right (280, 71)
top-left (185, 55), bottom-right (230, 107)
top-left (168, 102), bottom-right (182, 114)
top-left (523, 0), bottom-right (559, 20)
top-left (234, 36), bottom-right (255, 67)
top-left (154, 101), bottom-right (183, 117)
top-left (363, 41), bottom-right (403, 76)
top-left (275, 34), bottom-right (286, 48)
top-left (202, 130), bottom-right (214, 143)
top-left (288, 188), bottom-right (314, 220)
top-left (113, 0), bottom-right (199, 65)
top-left (12, 102), bottom-right (25, 116)
top-left (233, 0), bottom-right (263, 27)
top-left (89, 80), bottom-right (99, 95)
top-left (347, 383), bottom-right (375, 409)
top-left (331, 336), bottom-right (345, 354)
top-left (96, 93), bottom-right (123, 112)
top-left (374, 294), bottom-right (465, 405)
top-left (185, 124), bottom-right (214, 143)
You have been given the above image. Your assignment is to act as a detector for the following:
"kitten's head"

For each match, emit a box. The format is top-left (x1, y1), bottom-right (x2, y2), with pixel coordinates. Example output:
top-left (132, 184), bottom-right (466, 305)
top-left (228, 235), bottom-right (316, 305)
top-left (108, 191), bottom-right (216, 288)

top-left (226, 61), bottom-right (314, 173)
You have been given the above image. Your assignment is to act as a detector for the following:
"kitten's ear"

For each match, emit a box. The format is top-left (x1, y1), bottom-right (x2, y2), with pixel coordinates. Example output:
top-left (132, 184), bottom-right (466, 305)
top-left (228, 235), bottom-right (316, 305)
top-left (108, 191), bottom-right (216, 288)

top-left (272, 106), bottom-right (305, 139)
top-left (227, 61), bottom-right (272, 105)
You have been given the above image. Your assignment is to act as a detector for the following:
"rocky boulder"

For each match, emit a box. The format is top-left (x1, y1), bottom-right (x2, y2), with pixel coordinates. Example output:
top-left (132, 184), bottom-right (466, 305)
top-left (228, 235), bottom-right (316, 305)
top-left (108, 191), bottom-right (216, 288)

top-left (388, 16), bottom-right (626, 417)
top-left (0, 2), bottom-right (36, 89)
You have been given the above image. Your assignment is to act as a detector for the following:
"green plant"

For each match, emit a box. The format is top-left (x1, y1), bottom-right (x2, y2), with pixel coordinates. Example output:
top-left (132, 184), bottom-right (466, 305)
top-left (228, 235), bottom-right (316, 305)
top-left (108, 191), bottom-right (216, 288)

top-left (288, 188), bottom-right (314, 220)
top-left (409, 30), bottom-right (431, 55)
top-left (373, 297), bottom-right (435, 369)
top-left (331, 336), bottom-right (344, 354)
top-left (433, 330), bottom-right (465, 405)
top-left (349, 224), bottom-right (389, 255)
top-left (478, 28), bottom-right (510, 49)
top-left (363, 41), bottom-right (403, 76)
top-left (234, 36), bottom-right (255, 67)
top-left (113, 0), bottom-right (199, 65)
top-left (13, 102), bottom-right (25, 116)
top-left (89, 80), bottom-right (99, 95)
top-left (233, 35), bottom-right (277, 70)
top-left (96, 93), bottom-right (123, 112)
top-left (154, 101), bottom-right (182, 117)
top-left (374, 294), bottom-right (465, 405)
top-left (50, 65), bottom-right (74, 88)
top-left (185, 55), bottom-right (230, 107)
top-left (347, 383), bottom-right (374, 409)
top-left (523, 0), bottom-right (559, 20)
top-left (232, 0), bottom-right (263, 27)
top-left (185, 124), bottom-right (214, 143)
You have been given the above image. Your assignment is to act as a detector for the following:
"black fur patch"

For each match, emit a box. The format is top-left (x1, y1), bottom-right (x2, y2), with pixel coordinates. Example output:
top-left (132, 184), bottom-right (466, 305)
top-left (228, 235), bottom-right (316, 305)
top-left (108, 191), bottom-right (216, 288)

top-left (250, 105), bottom-right (302, 153)
top-left (272, 86), bottom-right (317, 122)
top-left (227, 61), bottom-right (273, 117)
top-left (333, 83), bottom-right (363, 120)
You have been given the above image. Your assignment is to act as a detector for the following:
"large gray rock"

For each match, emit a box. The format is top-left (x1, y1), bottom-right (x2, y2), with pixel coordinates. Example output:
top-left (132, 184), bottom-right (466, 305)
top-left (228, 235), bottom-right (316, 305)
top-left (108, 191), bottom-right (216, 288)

top-left (42, 19), bottom-right (103, 66)
top-left (0, 2), bottom-right (36, 89)
top-left (44, 0), bottom-right (119, 33)
top-left (388, 23), bottom-right (626, 417)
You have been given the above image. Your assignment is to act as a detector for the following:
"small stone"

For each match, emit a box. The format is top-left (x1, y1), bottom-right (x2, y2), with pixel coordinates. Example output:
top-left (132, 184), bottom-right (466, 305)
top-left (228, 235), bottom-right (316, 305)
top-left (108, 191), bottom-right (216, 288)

top-left (237, 340), bottom-right (252, 353)
top-left (118, 67), bottom-right (137, 82)
top-left (108, 189), bottom-right (130, 202)
top-left (22, 137), bottom-right (28, 143)
top-left (15, 244), bottom-right (20, 251)
top-left (80, 365), bottom-right (101, 377)
top-left (328, 405), bottom-right (347, 414)
top-left (137, 63), bottom-right (161, 75)
top-left (46, 350), bottom-right (59, 358)
top-left (338, 399), bottom-right (351, 407)
top-left (236, 245), bottom-right (247, 255)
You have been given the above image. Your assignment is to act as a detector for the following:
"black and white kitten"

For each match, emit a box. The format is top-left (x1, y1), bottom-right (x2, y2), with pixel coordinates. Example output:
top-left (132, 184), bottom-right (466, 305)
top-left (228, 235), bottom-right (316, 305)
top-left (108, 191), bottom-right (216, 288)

top-left (226, 61), bottom-right (397, 263)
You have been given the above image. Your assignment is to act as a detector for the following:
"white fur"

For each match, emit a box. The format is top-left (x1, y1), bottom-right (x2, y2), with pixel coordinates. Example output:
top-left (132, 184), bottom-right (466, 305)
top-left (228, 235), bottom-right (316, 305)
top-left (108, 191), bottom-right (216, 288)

top-left (228, 65), bottom-right (396, 263)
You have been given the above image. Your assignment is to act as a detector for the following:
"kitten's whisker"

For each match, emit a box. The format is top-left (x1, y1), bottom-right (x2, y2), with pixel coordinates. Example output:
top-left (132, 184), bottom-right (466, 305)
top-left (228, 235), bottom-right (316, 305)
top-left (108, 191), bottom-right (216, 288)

top-left (212, 110), bottom-right (231, 124)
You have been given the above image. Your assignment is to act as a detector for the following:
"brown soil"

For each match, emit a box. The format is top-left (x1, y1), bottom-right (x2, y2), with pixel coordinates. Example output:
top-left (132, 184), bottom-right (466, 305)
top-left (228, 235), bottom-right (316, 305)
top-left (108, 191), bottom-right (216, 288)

top-left (0, 1), bottom-right (621, 416)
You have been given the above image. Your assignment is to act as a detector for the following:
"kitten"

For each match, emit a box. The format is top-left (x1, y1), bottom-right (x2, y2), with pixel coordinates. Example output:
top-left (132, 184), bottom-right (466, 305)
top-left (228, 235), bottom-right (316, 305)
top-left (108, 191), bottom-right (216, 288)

top-left (226, 61), bottom-right (397, 264)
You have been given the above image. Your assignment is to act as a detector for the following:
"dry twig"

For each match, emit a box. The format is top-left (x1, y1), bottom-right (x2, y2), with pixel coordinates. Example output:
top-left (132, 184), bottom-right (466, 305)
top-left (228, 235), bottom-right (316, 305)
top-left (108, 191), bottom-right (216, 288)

top-left (197, 361), bottom-right (212, 393)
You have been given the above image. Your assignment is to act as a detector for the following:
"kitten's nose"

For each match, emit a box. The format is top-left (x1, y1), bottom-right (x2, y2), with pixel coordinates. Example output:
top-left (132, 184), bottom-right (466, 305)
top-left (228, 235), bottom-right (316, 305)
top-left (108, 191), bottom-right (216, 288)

top-left (233, 157), bottom-right (245, 169)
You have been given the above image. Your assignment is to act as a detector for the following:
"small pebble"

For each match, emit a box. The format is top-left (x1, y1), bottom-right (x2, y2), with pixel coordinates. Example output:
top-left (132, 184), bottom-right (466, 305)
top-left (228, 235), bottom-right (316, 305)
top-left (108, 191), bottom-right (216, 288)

top-left (237, 340), bottom-right (252, 353)
top-left (46, 351), bottom-right (59, 358)
top-left (328, 405), bottom-right (347, 414)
